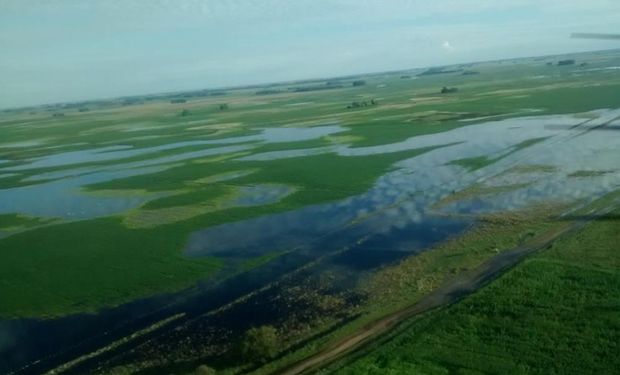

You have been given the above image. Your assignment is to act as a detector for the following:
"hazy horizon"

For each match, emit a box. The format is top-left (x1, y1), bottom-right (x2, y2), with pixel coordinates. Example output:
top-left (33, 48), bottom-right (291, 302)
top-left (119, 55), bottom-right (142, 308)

top-left (1, 0), bottom-right (619, 109)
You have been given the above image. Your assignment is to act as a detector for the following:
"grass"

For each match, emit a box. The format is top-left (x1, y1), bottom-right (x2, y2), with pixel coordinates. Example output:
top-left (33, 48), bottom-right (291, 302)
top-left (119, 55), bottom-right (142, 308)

top-left (500, 164), bottom-right (558, 174)
top-left (330, 207), bottom-right (620, 375)
top-left (0, 213), bottom-right (47, 229)
top-left (568, 170), bottom-right (614, 178)
top-left (433, 182), bottom-right (530, 208)
top-left (0, 218), bottom-right (222, 318)
top-left (142, 184), bottom-right (231, 210)
top-left (241, 250), bottom-right (290, 272)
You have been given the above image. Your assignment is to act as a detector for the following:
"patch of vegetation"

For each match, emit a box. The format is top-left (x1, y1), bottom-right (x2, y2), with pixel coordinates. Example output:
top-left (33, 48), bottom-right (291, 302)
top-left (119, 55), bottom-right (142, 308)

top-left (501, 164), bottom-right (558, 174)
top-left (448, 137), bottom-right (549, 171)
top-left (0, 218), bottom-right (222, 318)
top-left (568, 169), bottom-right (614, 178)
top-left (238, 326), bottom-right (280, 363)
top-left (195, 364), bottom-right (217, 375)
top-left (241, 250), bottom-right (289, 272)
top-left (447, 155), bottom-right (493, 171)
top-left (0, 213), bottom-right (47, 229)
top-left (434, 182), bottom-right (530, 208)
top-left (142, 185), bottom-right (231, 210)
top-left (341, 121), bottom-right (463, 148)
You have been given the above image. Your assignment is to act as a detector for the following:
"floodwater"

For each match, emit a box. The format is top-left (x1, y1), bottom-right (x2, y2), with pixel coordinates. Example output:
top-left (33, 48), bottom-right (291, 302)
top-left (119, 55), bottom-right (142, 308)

top-left (239, 109), bottom-right (620, 215)
top-left (1, 110), bottom-right (620, 374)
top-left (3, 124), bottom-right (345, 171)
top-left (0, 124), bottom-right (345, 221)
top-left (0, 145), bottom-right (253, 219)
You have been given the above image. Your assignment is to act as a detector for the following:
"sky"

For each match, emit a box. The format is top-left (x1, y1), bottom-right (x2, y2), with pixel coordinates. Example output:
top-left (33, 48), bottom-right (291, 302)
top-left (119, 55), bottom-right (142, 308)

top-left (1, 0), bottom-right (619, 109)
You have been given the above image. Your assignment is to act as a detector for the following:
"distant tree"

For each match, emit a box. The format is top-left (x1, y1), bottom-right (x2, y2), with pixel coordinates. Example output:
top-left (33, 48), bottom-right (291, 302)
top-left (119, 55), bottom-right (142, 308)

top-left (195, 364), bottom-right (217, 375)
top-left (255, 90), bottom-right (281, 95)
top-left (557, 59), bottom-right (576, 66)
top-left (219, 103), bottom-right (229, 110)
top-left (441, 86), bottom-right (458, 94)
top-left (181, 109), bottom-right (191, 116)
top-left (352, 80), bottom-right (366, 86)
top-left (239, 325), bottom-right (279, 363)
top-left (78, 108), bottom-right (90, 112)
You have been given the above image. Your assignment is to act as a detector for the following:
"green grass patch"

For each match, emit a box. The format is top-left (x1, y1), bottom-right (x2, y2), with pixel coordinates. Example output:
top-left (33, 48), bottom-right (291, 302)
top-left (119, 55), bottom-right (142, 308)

top-left (0, 217), bottom-right (222, 318)
top-left (241, 250), bottom-right (290, 272)
top-left (0, 213), bottom-right (47, 229)
top-left (142, 184), bottom-right (231, 210)
top-left (568, 170), bottom-right (614, 178)
top-left (434, 182), bottom-right (530, 208)
top-left (448, 137), bottom-right (549, 171)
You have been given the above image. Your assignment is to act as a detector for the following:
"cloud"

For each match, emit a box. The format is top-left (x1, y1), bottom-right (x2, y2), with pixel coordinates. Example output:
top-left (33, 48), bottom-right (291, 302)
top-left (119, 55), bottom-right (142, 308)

top-left (442, 41), bottom-right (454, 51)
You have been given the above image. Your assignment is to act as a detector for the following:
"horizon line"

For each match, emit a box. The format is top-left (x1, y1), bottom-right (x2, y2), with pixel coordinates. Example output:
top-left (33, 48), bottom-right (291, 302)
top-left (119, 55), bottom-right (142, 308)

top-left (3, 46), bottom-right (619, 112)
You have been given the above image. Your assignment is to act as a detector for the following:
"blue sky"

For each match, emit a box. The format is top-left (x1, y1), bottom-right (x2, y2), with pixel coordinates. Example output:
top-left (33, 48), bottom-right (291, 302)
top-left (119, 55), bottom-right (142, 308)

top-left (1, 0), bottom-right (619, 108)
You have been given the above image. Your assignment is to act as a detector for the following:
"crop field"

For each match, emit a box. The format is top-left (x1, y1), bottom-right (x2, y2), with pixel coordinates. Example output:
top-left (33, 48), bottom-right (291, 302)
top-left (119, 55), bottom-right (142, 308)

top-left (1, 49), bottom-right (619, 375)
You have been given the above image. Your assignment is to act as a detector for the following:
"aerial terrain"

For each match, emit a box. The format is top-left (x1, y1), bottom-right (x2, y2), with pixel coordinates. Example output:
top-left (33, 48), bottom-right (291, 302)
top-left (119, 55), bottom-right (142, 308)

top-left (0, 49), bottom-right (619, 375)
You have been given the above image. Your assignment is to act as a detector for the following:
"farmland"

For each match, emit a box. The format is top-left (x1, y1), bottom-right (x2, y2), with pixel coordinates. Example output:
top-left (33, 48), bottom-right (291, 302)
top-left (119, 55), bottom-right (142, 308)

top-left (1, 49), bottom-right (619, 374)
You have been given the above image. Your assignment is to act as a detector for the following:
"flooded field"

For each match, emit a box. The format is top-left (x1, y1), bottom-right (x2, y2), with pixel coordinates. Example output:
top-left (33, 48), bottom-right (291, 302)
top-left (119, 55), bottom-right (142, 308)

top-left (1, 49), bottom-right (620, 374)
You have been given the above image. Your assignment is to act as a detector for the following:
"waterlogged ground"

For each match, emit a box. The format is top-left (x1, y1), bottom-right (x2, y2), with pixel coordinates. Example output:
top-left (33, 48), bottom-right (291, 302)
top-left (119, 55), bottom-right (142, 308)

top-left (1, 49), bottom-right (620, 374)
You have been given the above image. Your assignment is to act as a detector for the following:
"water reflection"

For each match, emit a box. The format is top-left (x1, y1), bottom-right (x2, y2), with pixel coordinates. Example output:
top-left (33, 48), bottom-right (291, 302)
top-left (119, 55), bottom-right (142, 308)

top-left (189, 109), bottom-right (620, 258)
